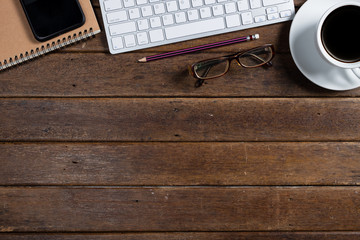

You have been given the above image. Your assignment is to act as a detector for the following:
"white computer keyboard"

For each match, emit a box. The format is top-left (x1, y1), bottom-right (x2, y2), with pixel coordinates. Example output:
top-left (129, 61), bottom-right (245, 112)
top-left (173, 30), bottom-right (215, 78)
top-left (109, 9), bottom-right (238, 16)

top-left (99, 0), bottom-right (295, 54)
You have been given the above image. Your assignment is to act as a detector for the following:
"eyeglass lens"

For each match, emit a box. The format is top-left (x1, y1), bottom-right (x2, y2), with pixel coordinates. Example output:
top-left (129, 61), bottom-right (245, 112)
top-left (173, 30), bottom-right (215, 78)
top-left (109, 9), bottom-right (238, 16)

top-left (238, 45), bottom-right (273, 67)
top-left (193, 58), bottom-right (229, 79)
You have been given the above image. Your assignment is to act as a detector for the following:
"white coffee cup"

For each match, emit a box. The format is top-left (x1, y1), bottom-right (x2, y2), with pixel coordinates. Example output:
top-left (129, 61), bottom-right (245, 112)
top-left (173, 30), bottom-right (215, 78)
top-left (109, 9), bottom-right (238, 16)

top-left (316, 1), bottom-right (360, 78)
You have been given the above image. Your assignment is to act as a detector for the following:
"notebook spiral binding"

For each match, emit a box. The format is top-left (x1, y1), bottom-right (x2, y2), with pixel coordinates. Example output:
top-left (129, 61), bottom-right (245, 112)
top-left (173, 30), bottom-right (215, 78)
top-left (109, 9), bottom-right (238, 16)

top-left (0, 28), bottom-right (95, 71)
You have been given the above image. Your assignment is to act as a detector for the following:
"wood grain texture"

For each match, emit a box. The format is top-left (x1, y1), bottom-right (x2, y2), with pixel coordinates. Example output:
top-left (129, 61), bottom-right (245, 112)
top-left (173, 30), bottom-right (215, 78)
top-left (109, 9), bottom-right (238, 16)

top-left (1, 187), bottom-right (360, 232)
top-left (0, 232), bottom-right (359, 240)
top-left (1, 142), bottom-right (360, 186)
top-left (1, 0), bottom-right (356, 238)
top-left (1, 98), bottom-right (360, 142)
top-left (0, 53), bottom-right (329, 97)
top-left (3, 52), bottom-right (353, 97)
top-left (2, 52), bottom-right (360, 97)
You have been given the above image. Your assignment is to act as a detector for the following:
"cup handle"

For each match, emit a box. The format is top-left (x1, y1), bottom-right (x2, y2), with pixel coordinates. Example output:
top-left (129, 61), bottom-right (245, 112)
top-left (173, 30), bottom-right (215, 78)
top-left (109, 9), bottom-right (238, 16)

top-left (353, 68), bottom-right (360, 79)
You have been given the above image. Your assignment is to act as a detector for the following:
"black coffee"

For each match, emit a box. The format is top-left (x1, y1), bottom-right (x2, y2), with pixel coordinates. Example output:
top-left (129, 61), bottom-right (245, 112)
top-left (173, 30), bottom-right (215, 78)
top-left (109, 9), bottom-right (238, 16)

top-left (321, 5), bottom-right (360, 63)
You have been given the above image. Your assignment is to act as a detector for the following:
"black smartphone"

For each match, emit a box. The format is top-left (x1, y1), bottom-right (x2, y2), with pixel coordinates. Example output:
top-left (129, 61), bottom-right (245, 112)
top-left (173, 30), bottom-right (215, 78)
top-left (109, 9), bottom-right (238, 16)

top-left (20, 0), bottom-right (85, 42)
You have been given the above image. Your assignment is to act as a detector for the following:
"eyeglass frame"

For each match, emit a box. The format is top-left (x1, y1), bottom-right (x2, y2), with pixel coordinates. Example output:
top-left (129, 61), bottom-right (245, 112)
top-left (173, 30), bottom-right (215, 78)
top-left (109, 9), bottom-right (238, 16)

top-left (189, 44), bottom-right (275, 87)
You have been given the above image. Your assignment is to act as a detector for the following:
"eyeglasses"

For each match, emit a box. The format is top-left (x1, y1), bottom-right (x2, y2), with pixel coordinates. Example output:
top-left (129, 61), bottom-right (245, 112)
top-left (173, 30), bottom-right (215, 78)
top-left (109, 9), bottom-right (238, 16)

top-left (189, 44), bottom-right (275, 87)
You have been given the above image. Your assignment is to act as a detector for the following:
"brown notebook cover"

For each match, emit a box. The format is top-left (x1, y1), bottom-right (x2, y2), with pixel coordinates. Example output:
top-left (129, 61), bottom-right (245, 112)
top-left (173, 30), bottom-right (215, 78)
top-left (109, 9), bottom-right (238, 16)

top-left (0, 0), bottom-right (101, 71)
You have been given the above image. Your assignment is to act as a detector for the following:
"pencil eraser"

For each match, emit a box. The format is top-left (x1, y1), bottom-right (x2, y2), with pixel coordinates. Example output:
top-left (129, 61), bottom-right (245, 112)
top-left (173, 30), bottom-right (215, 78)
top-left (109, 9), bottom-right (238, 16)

top-left (254, 34), bottom-right (260, 39)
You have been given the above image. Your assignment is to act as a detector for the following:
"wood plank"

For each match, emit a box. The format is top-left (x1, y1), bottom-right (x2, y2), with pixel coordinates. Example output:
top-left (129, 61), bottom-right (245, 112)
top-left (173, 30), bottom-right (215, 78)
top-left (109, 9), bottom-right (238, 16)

top-left (1, 142), bottom-right (360, 186)
top-left (1, 187), bottom-right (360, 232)
top-left (0, 232), bottom-right (359, 240)
top-left (2, 53), bottom-right (358, 97)
top-left (1, 98), bottom-right (360, 142)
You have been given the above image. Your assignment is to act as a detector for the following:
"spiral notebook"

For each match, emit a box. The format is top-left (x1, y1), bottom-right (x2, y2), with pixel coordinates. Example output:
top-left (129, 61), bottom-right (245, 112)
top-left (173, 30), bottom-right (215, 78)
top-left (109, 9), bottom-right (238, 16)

top-left (0, 0), bottom-right (100, 71)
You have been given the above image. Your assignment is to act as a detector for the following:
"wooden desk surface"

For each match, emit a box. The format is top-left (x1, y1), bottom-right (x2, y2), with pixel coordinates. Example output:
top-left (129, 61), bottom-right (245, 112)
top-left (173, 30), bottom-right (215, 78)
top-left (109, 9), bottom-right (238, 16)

top-left (1, 0), bottom-right (360, 239)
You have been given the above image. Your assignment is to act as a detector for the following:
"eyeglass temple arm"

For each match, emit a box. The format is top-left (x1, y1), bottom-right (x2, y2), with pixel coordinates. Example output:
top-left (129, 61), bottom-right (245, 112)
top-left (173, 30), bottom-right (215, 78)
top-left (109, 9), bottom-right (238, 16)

top-left (200, 65), bottom-right (213, 78)
top-left (247, 53), bottom-right (272, 67)
top-left (195, 65), bottom-right (213, 87)
top-left (194, 64), bottom-right (213, 88)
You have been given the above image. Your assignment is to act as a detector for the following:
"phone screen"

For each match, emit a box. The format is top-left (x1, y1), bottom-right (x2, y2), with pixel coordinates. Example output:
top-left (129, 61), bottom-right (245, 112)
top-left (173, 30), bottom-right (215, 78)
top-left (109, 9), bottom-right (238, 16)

top-left (20, 0), bottom-right (85, 42)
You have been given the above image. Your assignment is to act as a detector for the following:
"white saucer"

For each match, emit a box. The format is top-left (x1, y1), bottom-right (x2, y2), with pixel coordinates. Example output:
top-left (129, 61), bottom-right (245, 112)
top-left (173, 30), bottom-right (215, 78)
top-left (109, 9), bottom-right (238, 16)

top-left (289, 0), bottom-right (360, 91)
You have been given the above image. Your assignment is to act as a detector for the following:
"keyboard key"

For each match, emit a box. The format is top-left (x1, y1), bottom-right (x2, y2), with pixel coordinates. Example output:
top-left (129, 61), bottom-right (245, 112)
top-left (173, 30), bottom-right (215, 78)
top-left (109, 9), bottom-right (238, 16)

top-left (149, 29), bottom-right (165, 42)
top-left (136, 0), bottom-right (147, 5)
top-left (187, 9), bottom-right (199, 20)
top-left (212, 5), bottom-right (224, 16)
top-left (266, 6), bottom-right (278, 14)
top-left (162, 14), bottom-right (175, 25)
top-left (267, 12), bottom-right (279, 20)
top-left (111, 36), bottom-right (124, 49)
top-left (154, 3), bottom-right (166, 14)
top-left (104, 0), bottom-right (122, 11)
top-left (109, 22), bottom-right (136, 35)
top-left (137, 19), bottom-right (149, 30)
top-left (237, 0), bottom-right (249, 11)
top-left (141, 5), bottom-right (153, 16)
top-left (225, 14), bottom-right (241, 27)
top-left (150, 17), bottom-right (162, 27)
top-left (225, 2), bottom-right (236, 13)
top-left (205, 0), bottom-right (216, 4)
top-left (165, 17), bottom-right (225, 39)
top-left (262, 0), bottom-right (288, 6)
top-left (250, 0), bottom-right (262, 8)
top-left (107, 11), bottom-right (127, 23)
top-left (124, 34), bottom-right (136, 47)
top-left (123, 0), bottom-right (135, 7)
top-left (166, 1), bottom-right (178, 12)
top-left (137, 32), bottom-right (149, 45)
top-left (179, 0), bottom-right (191, 9)
top-left (280, 10), bottom-right (292, 17)
top-left (254, 15), bottom-right (266, 22)
top-left (200, 7), bottom-right (211, 18)
top-left (129, 8), bottom-right (141, 19)
top-left (192, 0), bottom-right (203, 7)
top-left (175, 12), bottom-right (187, 23)
top-left (241, 12), bottom-right (253, 24)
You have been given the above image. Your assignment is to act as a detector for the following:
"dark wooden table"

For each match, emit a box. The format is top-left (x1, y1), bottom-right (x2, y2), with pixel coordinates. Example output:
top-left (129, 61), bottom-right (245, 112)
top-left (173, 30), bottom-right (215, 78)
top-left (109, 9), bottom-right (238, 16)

top-left (2, 0), bottom-right (360, 239)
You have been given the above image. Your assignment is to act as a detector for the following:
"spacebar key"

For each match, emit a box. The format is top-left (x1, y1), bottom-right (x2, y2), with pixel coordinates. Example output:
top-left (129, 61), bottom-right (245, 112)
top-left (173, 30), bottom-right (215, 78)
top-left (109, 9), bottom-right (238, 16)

top-left (165, 18), bottom-right (225, 39)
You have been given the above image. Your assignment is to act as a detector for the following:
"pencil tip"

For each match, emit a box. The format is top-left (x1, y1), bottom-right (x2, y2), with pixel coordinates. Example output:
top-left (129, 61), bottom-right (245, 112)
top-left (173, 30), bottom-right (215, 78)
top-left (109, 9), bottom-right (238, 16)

top-left (138, 57), bottom-right (147, 63)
